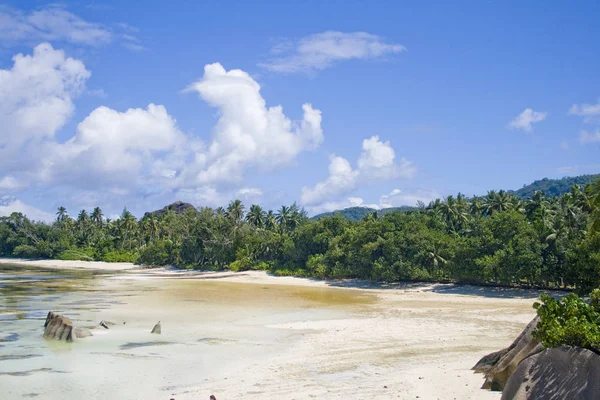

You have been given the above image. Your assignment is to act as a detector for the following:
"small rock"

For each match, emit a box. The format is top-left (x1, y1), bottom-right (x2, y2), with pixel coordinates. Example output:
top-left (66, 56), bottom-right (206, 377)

top-left (151, 321), bottom-right (161, 334)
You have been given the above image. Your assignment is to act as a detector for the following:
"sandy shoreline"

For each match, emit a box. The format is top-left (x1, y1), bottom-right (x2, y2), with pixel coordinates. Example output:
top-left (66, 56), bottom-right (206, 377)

top-left (1, 258), bottom-right (540, 399)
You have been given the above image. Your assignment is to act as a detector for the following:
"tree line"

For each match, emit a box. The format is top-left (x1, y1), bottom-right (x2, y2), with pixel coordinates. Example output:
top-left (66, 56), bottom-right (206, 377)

top-left (1, 179), bottom-right (599, 294)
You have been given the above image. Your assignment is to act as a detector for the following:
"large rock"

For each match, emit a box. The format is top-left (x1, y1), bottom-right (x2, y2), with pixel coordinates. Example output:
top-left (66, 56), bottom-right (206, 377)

top-left (501, 345), bottom-right (600, 400)
top-left (43, 312), bottom-right (76, 342)
top-left (473, 317), bottom-right (543, 391)
top-left (144, 201), bottom-right (196, 218)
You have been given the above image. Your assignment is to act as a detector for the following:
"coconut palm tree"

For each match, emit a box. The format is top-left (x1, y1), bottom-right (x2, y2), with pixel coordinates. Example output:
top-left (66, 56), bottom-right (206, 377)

top-left (56, 206), bottom-right (68, 222)
top-left (226, 200), bottom-right (245, 222)
top-left (91, 207), bottom-right (103, 226)
top-left (483, 190), bottom-right (513, 215)
top-left (265, 210), bottom-right (278, 231)
top-left (276, 205), bottom-right (291, 231)
top-left (245, 204), bottom-right (265, 228)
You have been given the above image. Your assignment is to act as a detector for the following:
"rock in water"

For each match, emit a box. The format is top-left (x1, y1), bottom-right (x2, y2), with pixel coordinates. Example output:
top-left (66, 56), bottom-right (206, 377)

top-left (501, 345), bottom-right (600, 400)
top-left (43, 312), bottom-right (76, 342)
top-left (151, 321), bottom-right (161, 334)
top-left (74, 327), bottom-right (93, 338)
top-left (473, 316), bottom-right (543, 391)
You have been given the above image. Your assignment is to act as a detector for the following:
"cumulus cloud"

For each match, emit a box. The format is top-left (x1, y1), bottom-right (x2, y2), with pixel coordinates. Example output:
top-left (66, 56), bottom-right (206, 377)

top-left (508, 108), bottom-right (548, 132)
top-left (0, 196), bottom-right (54, 222)
top-left (301, 156), bottom-right (358, 205)
top-left (379, 188), bottom-right (440, 208)
top-left (0, 5), bottom-right (142, 49)
top-left (185, 63), bottom-right (323, 184)
top-left (301, 136), bottom-right (416, 206)
top-left (39, 104), bottom-right (189, 188)
top-left (0, 43), bottom-right (89, 159)
top-left (579, 129), bottom-right (600, 144)
top-left (260, 31), bottom-right (406, 73)
top-left (569, 100), bottom-right (600, 123)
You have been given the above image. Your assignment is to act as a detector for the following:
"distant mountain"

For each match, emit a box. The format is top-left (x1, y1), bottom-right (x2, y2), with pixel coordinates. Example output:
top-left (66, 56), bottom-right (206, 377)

top-left (510, 174), bottom-right (600, 199)
top-left (311, 174), bottom-right (600, 222)
top-left (144, 201), bottom-right (197, 218)
top-left (311, 206), bottom-right (415, 221)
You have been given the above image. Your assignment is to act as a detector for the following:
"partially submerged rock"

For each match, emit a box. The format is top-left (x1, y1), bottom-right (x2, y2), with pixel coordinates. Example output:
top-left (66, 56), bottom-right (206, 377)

top-left (74, 327), bottom-right (93, 338)
top-left (473, 317), bottom-right (543, 391)
top-left (501, 345), bottom-right (600, 400)
top-left (43, 312), bottom-right (76, 342)
top-left (151, 321), bottom-right (161, 334)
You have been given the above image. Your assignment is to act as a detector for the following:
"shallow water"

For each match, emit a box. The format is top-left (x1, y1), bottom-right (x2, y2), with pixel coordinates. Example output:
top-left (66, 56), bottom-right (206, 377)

top-left (0, 264), bottom-right (373, 399)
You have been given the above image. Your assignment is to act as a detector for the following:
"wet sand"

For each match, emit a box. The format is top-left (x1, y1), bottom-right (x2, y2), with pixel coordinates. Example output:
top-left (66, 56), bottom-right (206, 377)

top-left (0, 261), bottom-right (539, 399)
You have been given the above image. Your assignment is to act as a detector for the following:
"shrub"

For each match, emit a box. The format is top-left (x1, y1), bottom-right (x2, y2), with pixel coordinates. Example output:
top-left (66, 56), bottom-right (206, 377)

top-left (57, 249), bottom-right (94, 261)
top-left (102, 250), bottom-right (138, 263)
top-left (533, 290), bottom-right (600, 354)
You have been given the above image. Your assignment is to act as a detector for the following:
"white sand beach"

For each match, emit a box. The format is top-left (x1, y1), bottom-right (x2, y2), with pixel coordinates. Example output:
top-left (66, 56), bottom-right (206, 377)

top-left (0, 260), bottom-right (539, 399)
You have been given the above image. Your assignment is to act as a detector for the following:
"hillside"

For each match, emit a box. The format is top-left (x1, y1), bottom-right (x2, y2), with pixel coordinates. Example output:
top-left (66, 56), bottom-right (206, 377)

top-left (511, 174), bottom-right (600, 199)
top-left (311, 206), bottom-right (415, 221)
top-left (312, 174), bottom-right (600, 221)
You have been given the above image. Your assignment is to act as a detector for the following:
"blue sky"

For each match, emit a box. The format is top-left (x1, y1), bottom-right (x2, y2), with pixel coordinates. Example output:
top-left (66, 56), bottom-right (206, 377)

top-left (0, 1), bottom-right (599, 221)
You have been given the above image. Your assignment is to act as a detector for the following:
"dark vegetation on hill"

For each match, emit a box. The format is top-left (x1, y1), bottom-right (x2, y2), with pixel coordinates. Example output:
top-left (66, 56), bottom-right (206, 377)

top-left (1, 175), bottom-right (600, 295)
top-left (313, 175), bottom-right (600, 222)
top-left (311, 206), bottom-right (415, 221)
top-left (511, 174), bottom-right (600, 199)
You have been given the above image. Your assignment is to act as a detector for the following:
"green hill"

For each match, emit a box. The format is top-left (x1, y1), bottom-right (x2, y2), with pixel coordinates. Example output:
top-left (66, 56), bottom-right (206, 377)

top-left (312, 174), bottom-right (600, 221)
top-left (311, 206), bottom-right (415, 221)
top-left (511, 174), bottom-right (600, 199)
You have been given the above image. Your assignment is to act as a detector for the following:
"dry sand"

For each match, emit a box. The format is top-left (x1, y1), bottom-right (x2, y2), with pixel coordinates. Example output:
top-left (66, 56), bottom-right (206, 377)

top-left (1, 259), bottom-right (540, 399)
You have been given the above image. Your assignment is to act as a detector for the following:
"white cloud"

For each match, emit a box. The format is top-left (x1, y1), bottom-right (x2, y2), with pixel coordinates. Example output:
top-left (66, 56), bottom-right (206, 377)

top-left (301, 155), bottom-right (358, 206)
top-left (0, 5), bottom-right (112, 46)
top-left (236, 187), bottom-right (263, 199)
top-left (260, 31), bottom-right (406, 73)
top-left (301, 136), bottom-right (416, 205)
top-left (0, 176), bottom-right (25, 191)
top-left (0, 5), bottom-right (143, 50)
top-left (0, 43), bottom-right (90, 166)
top-left (0, 197), bottom-right (54, 222)
top-left (508, 108), bottom-right (548, 132)
top-left (379, 188), bottom-right (441, 208)
top-left (579, 129), bottom-right (600, 144)
top-left (40, 104), bottom-right (188, 188)
top-left (569, 100), bottom-right (600, 122)
top-left (185, 63), bottom-right (323, 184)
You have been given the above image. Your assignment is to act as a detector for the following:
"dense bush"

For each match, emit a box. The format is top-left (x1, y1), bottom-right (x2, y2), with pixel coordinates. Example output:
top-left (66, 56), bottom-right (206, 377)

top-left (533, 290), bottom-right (600, 354)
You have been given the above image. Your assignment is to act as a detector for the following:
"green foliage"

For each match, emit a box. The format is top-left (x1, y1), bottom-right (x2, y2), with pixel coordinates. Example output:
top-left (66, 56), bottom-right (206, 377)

top-left (512, 174), bottom-right (600, 199)
top-left (102, 250), bottom-right (138, 263)
top-left (57, 249), bottom-right (95, 261)
top-left (533, 290), bottom-right (600, 353)
top-left (311, 206), bottom-right (415, 222)
top-left (1, 175), bottom-right (600, 294)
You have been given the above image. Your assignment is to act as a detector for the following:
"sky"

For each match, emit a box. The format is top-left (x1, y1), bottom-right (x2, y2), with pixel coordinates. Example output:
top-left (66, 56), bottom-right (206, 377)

top-left (0, 0), bottom-right (599, 221)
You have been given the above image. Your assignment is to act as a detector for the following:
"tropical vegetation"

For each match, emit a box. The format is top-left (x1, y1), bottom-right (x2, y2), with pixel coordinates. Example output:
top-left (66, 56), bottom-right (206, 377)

top-left (1, 179), bottom-right (600, 294)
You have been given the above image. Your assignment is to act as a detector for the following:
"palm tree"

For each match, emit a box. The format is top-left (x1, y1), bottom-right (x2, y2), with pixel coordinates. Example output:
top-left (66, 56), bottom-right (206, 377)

top-left (525, 190), bottom-right (549, 220)
top-left (276, 205), bottom-right (291, 231)
top-left (56, 206), bottom-right (68, 222)
top-left (483, 190), bottom-right (513, 215)
top-left (246, 204), bottom-right (265, 228)
top-left (77, 209), bottom-right (89, 223)
top-left (226, 200), bottom-right (245, 222)
top-left (588, 178), bottom-right (600, 233)
top-left (265, 210), bottom-right (278, 231)
top-left (120, 208), bottom-right (137, 250)
top-left (91, 207), bottom-right (103, 226)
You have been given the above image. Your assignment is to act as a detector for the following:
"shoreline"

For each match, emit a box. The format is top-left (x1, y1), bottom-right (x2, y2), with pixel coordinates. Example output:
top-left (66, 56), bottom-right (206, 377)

top-left (0, 257), bottom-right (540, 399)
top-left (0, 257), bottom-right (550, 299)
